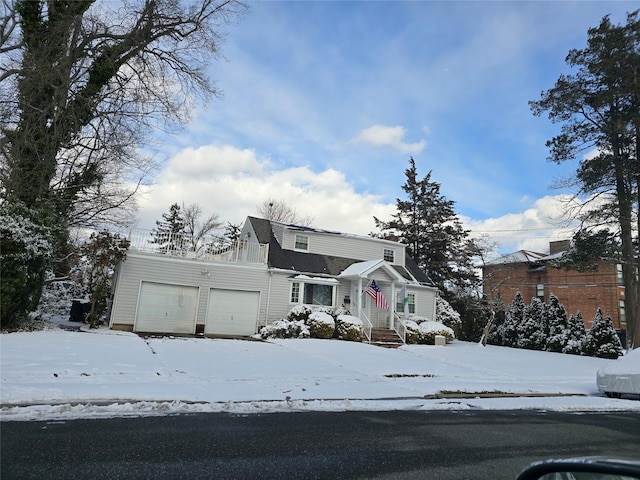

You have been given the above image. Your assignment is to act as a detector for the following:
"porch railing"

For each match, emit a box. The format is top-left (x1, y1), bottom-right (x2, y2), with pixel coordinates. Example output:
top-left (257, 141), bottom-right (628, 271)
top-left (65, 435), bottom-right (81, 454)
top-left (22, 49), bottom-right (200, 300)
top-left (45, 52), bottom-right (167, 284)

top-left (127, 228), bottom-right (268, 264)
top-left (393, 312), bottom-right (407, 344)
top-left (360, 311), bottom-right (373, 343)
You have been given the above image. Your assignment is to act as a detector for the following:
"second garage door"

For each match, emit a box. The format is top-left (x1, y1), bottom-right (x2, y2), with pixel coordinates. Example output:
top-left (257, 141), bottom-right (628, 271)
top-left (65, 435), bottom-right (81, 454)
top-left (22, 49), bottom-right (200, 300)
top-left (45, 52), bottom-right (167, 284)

top-left (205, 289), bottom-right (260, 336)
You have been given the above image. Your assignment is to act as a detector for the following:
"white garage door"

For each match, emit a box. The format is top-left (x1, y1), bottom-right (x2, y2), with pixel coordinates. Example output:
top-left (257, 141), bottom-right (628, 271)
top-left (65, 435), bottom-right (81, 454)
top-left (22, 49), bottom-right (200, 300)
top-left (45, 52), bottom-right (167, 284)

top-left (205, 289), bottom-right (260, 336)
top-left (135, 282), bottom-right (198, 334)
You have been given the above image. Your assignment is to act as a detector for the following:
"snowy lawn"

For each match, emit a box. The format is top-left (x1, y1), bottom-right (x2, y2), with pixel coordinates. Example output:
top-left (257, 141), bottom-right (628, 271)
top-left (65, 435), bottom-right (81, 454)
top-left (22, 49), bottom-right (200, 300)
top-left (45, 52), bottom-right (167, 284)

top-left (1, 326), bottom-right (639, 421)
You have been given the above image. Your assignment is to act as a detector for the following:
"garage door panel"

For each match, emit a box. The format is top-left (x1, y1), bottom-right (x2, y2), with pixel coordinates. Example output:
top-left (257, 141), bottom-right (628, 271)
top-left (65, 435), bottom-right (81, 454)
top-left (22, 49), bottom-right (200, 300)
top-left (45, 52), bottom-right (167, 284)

top-left (206, 289), bottom-right (259, 336)
top-left (135, 282), bottom-right (198, 334)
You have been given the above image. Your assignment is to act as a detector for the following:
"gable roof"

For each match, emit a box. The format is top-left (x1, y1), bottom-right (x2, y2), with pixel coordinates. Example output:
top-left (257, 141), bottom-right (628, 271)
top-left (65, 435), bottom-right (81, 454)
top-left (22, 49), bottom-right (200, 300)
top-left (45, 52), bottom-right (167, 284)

top-left (246, 217), bottom-right (434, 285)
top-left (484, 249), bottom-right (547, 266)
top-left (339, 259), bottom-right (407, 283)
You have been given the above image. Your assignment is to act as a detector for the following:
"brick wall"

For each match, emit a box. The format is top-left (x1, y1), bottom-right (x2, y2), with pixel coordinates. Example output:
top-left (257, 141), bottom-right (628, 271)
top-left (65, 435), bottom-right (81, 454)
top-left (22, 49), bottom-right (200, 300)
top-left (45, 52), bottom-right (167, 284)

top-left (483, 260), bottom-right (625, 330)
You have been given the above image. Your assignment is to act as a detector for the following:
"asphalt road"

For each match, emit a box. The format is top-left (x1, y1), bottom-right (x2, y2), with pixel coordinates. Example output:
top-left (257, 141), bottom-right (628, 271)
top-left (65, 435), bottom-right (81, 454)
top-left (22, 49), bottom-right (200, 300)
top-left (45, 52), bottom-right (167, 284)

top-left (2, 410), bottom-right (639, 480)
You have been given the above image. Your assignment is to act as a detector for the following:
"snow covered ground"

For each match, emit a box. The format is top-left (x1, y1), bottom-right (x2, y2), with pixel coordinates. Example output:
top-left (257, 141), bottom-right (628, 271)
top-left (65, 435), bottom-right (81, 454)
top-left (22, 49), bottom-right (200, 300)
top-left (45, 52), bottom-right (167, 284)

top-left (2, 322), bottom-right (639, 422)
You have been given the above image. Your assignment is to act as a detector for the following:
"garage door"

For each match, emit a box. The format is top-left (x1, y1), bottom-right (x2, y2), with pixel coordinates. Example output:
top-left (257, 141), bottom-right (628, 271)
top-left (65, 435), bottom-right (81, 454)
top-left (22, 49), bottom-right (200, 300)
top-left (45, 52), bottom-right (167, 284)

top-left (135, 282), bottom-right (198, 334)
top-left (205, 289), bottom-right (260, 336)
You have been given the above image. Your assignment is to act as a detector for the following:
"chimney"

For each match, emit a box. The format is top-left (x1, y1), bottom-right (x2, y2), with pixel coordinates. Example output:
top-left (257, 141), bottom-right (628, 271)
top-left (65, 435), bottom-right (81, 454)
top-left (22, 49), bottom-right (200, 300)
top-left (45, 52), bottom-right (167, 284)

top-left (549, 240), bottom-right (571, 255)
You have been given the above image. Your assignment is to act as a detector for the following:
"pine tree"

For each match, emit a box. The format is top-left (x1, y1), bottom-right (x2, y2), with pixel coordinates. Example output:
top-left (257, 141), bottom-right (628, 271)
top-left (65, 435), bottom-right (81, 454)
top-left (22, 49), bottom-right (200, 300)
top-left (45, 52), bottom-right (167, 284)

top-left (502, 292), bottom-right (525, 347)
top-left (150, 203), bottom-right (186, 254)
top-left (487, 293), bottom-right (506, 346)
top-left (374, 157), bottom-right (480, 301)
top-left (518, 297), bottom-right (545, 350)
top-left (583, 308), bottom-right (624, 359)
top-left (562, 311), bottom-right (586, 355)
top-left (545, 294), bottom-right (569, 353)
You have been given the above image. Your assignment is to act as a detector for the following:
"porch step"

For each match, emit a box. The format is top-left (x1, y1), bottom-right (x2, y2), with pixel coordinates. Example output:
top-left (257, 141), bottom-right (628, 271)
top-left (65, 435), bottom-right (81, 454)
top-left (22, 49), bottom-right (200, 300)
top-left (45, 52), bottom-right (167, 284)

top-left (369, 328), bottom-right (404, 349)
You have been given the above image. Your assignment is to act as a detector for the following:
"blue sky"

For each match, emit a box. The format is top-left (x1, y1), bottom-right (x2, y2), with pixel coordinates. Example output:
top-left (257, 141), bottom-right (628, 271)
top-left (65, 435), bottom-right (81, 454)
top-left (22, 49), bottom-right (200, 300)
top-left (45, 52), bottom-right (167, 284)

top-left (138, 1), bottom-right (638, 255)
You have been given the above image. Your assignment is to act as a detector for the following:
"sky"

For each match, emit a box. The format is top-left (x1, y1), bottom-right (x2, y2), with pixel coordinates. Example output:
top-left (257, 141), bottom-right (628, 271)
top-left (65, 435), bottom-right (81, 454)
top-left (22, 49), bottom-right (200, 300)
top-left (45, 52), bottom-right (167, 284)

top-left (2, 323), bottom-right (639, 421)
top-left (134, 1), bottom-right (639, 255)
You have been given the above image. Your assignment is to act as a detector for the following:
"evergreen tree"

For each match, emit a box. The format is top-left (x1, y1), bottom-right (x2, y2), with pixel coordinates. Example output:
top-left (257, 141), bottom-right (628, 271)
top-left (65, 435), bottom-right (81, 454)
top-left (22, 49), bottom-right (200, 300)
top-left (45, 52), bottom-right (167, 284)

top-left (487, 292), bottom-right (506, 346)
top-left (545, 294), bottom-right (569, 353)
top-left (150, 204), bottom-right (186, 254)
top-left (374, 157), bottom-right (480, 302)
top-left (530, 11), bottom-right (640, 349)
top-left (502, 292), bottom-right (525, 347)
top-left (518, 297), bottom-right (546, 350)
top-left (563, 311), bottom-right (587, 355)
top-left (583, 309), bottom-right (624, 359)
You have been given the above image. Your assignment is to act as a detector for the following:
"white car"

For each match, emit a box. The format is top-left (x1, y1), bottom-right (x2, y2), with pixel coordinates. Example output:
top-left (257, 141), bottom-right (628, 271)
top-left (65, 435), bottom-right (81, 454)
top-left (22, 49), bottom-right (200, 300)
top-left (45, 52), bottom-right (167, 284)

top-left (596, 348), bottom-right (640, 399)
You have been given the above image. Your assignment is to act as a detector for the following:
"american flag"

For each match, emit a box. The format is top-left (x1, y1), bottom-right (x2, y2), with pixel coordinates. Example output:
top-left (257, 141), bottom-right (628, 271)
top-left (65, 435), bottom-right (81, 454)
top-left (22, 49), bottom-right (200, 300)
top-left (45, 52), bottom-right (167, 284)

top-left (365, 280), bottom-right (389, 310)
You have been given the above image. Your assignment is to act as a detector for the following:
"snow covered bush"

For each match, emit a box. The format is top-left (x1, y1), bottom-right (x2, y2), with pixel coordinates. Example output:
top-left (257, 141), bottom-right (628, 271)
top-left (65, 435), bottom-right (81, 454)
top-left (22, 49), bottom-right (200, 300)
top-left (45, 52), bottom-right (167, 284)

top-left (436, 296), bottom-right (462, 332)
top-left (335, 314), bottom-right (363, 342)
top-left (307, 311), bottom-right (335, 339)
top-left (416, 321), bottom-right (455, 344)
top-left (403, 315), bottom-right (454, 344)
top-left (583, 309), bottom-right (624, 359)
top-left (517, 297), bottom-right (545, 350)
top-left (562, 312), bottom-right (586, 355)
top-left (404, 320), bottom-right (420, 344)
top-left (1, 199), bottom-right (53, 331)
top-left (287, 304), bottom-right (313, 322)
top-left (545, 294), bottom-right (569, 353)
top-left (35, 280), bottom-right (86, 321)
top-left (260, 319), bottom-right (310, 339)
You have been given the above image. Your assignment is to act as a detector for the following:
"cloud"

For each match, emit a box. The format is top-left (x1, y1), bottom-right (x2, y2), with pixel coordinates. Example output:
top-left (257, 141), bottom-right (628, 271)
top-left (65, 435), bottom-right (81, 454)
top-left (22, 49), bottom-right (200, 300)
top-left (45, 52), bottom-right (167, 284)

top-left (464, 195), bottom-right (579, 256)
top-left (353, 125), bottom-right (426, 154)
top-left (136, 144), bottom-right (396, 235)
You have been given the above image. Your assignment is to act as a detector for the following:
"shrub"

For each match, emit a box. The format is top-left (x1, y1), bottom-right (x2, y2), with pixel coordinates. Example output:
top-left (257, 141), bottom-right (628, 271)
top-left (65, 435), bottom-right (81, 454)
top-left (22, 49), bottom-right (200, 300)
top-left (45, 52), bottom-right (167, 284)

top-left (416, 321), bottom-right (455, 344)
top-left (0, 200), bottom-right (53, 331)
top-left (436, 296), bottom-right (462, 332)
top-left (336, 314), bottom-right (363, 342)
top-left (260, 319), bottom-right (310, 339)
top-left (307, 311), bottom-right (335, 339)
top-left (404, 320), bottom-right (420, 344)
top-left (35, 280), bottom-right (86, 321)
top-left (287, 304), bottom-right (313, 322)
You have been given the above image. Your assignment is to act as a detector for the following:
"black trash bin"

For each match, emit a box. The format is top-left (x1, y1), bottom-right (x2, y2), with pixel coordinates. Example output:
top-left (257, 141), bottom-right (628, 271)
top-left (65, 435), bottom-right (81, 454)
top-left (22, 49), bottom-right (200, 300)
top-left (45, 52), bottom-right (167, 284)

top-left (616, 329), bottom-right (627, 349)
top-left (70, 300), bottom-right (91, 322)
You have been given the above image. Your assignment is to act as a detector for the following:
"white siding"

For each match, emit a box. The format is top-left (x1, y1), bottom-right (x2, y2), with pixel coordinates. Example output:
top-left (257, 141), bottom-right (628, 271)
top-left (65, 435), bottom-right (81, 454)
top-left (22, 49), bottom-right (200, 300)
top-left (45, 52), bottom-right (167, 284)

top-left (281, 229), bottom-right (403, 264)
top-left (110, 253), bottom-right (270, 330)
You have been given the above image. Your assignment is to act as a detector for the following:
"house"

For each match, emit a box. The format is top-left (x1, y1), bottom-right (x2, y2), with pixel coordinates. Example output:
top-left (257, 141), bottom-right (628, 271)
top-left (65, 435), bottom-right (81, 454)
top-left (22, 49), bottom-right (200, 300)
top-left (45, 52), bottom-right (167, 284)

top-left (108, 216), bottom-right (438, 342)
top-left (482, 240), bottom-right (626, 333)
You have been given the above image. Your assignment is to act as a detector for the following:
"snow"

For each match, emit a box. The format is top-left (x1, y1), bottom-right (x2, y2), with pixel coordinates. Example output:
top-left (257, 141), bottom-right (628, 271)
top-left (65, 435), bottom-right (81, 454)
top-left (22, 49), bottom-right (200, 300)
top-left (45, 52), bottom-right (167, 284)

top-left (2, 323), bottom-right (639, 422)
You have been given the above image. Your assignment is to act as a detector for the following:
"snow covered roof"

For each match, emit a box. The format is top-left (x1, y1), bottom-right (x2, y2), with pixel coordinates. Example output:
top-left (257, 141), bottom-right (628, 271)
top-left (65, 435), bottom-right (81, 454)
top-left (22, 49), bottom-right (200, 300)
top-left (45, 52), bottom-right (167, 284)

top-left (339, 259), bottom-right (407, 283)
top-left (485, 249), bottom-right (548, 266)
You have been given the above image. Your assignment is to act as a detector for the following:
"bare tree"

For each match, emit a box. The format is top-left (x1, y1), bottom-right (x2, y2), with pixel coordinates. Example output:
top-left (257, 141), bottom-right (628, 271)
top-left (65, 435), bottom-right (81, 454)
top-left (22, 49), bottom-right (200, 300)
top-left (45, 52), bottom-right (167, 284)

top-left (182, 202), bottom-right (223, 253)
top-left (256, 198), bottom-right (313, 226)
top-left (1, 0), bottom-right (245, 224)
top-left (0, 0), bottom-right (246, 327)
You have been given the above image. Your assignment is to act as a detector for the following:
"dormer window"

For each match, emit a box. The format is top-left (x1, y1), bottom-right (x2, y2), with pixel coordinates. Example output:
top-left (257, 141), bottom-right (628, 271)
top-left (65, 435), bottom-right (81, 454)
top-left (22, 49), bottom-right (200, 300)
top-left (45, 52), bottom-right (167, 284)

top-left (294, 234), bottom-right (309, 252)
top-left (383, 248), bottom-right (394, 263)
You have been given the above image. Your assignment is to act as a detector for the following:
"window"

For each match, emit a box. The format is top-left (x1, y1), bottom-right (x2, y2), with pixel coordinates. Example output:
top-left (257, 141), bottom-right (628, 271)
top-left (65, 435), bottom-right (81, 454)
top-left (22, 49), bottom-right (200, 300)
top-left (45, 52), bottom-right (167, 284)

top-left (617, 264), bottom-right (624, 285)
top-left (536, 284), bottom-right (544, 299)
top-left (383, 248), bottom-right (394, 263)
top-left (396, 293), bottom-right (416, 314)
top-left (290, 281), bottom-right (334, 306)
top-left (290, 282), bottom-right (300, 303)
top-left (620, 300), bottom-right (626, 325)
top-left (294, 234), bottom-right (309, 251)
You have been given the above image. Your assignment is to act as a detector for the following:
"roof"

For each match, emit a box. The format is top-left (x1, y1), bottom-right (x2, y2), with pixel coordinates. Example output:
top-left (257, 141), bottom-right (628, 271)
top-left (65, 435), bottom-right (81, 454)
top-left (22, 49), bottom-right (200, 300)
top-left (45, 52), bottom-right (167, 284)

top-left (484, 249), bottom-right (547, 266)
top-left (246, 217), bottom-right (435, 285)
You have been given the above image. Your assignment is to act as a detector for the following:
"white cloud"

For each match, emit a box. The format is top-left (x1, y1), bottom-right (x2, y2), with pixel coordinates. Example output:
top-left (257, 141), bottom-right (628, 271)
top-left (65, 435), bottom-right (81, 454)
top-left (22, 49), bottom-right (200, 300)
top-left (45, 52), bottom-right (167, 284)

top-left (136, 144), bottom-right (396, 235)
top-left (353, 125), bottom-right (426, 154)
top-left (135, 145), bottom-right (587, 260)
top-left (464, 195), bottom-right (579, 255)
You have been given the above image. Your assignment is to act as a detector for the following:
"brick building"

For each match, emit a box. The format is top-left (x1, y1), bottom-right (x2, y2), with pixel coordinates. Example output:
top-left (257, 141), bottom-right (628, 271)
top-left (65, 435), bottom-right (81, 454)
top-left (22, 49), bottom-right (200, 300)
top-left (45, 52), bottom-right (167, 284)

top-left (482, 240), bottom-right (626, 332)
